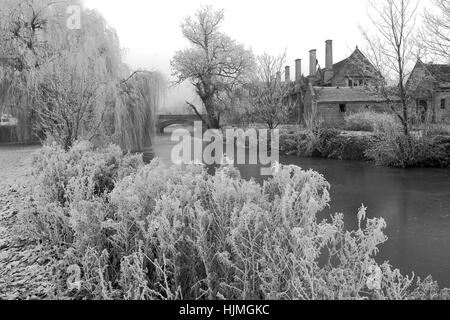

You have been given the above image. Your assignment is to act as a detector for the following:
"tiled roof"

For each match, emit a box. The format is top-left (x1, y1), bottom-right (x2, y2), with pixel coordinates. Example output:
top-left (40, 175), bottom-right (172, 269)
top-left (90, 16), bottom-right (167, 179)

top-left (332, 57), bottom-right (349, 75)
top-left (325, 48), bottom-right (378, 84)
top-left (424, 63), bottom-right (450, 86)
top-left (313, 86), bottom-right (399, 103)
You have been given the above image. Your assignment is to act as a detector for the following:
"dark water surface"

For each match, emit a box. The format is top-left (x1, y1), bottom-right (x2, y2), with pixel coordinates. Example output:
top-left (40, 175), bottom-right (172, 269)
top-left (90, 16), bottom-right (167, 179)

top-left (154, 129), bottom-right (450, 286)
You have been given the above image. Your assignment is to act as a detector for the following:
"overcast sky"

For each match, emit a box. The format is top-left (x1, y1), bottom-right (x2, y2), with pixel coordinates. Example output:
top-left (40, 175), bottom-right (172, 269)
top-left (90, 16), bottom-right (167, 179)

top-left (83, 0), bottom-right (428, 111)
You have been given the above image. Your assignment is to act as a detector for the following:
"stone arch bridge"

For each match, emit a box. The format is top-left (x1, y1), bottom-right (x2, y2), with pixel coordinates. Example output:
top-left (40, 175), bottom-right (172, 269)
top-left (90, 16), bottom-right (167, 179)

top-left (156, 114), bottom-right (206, 134)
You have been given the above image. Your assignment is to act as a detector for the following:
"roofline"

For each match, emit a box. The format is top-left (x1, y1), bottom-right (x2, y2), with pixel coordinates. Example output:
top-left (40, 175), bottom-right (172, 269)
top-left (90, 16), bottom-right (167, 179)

top-left (406, 59), bottom-right (443, 88)
top-left (421, 61), bottom-right (438, 82)
top-left (316, 99), bottom-right (401, 104)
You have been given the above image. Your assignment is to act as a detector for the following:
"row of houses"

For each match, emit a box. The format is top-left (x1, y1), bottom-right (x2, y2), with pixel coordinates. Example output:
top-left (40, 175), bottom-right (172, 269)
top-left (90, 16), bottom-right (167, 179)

top-left (281, 40), bottom-right (450, 126)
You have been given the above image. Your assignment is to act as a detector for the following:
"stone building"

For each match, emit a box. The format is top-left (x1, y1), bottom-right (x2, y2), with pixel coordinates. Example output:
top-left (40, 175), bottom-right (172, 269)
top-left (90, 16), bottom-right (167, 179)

top-left (406, 59), bottom-right (450, 123)
top-left (284, 40), bottom-right (392, 126)
top-left (303, 86), bottom-right (399, 127)
top-left (309, 41), bottom-right (382, 88)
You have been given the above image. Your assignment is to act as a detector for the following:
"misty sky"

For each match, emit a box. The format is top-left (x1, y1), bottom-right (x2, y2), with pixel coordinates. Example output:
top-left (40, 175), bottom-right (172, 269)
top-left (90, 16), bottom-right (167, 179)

top-left (83, 0), bottom-right (428, 111)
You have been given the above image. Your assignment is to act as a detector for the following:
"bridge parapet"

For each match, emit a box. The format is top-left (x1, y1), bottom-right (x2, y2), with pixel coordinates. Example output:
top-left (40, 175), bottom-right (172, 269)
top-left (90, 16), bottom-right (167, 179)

top-left (156, 114), bottom-right (206, 134)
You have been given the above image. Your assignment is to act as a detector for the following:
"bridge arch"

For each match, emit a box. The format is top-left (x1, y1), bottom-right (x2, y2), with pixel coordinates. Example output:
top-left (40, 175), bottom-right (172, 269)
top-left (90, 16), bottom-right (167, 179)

top-left (156, 114), bottom-right (206, 134)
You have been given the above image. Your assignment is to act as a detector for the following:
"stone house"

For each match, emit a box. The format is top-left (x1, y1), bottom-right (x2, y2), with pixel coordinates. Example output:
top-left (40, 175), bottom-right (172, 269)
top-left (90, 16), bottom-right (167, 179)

top-left (310, 41), bottom-right (382, 88)
top-left (283, 40), bottom-right (392, 126)
top-left (406, 59), bottom-right (450, 123)
top-left (303, 85), bottom-right (399, 127)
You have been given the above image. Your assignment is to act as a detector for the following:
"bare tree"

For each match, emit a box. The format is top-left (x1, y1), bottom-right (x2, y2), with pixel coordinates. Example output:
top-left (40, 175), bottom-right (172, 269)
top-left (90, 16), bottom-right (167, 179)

top-left (171, 6), bottom-right (254, 129)
top-left (360, 0), bottom-right (419, 135)
top-left (33, 55), bottom-right (102, 150)
top-left (247, 52), bottom-right (295, 130)
top-left (421, 0), bottom-right (450, 62)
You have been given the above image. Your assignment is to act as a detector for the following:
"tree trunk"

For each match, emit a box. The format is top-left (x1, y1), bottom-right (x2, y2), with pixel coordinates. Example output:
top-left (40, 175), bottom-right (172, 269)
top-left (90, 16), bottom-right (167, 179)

top-left (397, 49), bottom-right (409, 136)
top-left (202, 95), bottom-right (220, 129)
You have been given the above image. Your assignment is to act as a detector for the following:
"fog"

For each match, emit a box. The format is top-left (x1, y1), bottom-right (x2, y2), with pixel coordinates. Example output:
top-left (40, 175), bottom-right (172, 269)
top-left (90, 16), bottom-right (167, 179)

top-left (84, 0), bottom-right (429, 113)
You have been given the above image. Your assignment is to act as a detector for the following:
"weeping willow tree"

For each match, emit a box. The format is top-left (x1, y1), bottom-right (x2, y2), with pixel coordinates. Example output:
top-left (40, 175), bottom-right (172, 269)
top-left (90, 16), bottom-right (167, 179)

top-left (111, 71), bottom-right (166, 152)
top-left (0, 0), bottom-right (166, 150)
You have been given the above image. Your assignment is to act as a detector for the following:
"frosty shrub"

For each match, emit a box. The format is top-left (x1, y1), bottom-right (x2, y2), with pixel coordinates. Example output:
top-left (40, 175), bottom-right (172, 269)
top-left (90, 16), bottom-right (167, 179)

top-left (21, 142), bottom-right (450, 300)
top-left (345, 111), bottom-right (401, 133)
top-left (280, 128), bottom-right (372, 161)
top-left (365, 131), bottom-right (448, 168)
top-left (19, 141), bottom-right (143, 244)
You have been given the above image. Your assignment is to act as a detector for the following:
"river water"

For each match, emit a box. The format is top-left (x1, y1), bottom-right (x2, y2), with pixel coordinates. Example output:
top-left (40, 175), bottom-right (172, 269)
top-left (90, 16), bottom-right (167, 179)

top-left (153, 127), bottom-right (450, 286)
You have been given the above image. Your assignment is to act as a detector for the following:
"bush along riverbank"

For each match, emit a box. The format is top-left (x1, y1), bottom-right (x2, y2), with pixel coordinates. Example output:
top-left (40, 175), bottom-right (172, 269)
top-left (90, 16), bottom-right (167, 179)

top-left (10, 141), bottom-right (450, 300)
top-left (279, 111), bottom-right (450, 168)
top-left (280, 128), bottom-right (450, 168)
top-left (366, 133), bottom-right (450, 168)
top-left (280, 129), bottom-right (376, 162)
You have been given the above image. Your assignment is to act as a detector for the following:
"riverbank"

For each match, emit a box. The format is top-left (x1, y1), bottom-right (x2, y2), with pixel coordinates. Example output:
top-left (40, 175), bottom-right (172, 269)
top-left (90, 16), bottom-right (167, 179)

top-left (0, 145), bottom-right (56, 300)
top-left (1, 142), bottom-right (450, 298)
top-left (11, 142), bottom-right (450, 299)
top-left (279, 128), bottom-right (450, 168)
top-left (280, 129), bottom-right (374, 161)
top-left (153, 131), bottom-right (450, 285)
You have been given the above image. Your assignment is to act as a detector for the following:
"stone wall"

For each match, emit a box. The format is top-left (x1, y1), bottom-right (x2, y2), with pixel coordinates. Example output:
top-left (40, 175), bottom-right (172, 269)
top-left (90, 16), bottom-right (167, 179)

top-left (316, 102), bottom-right (392, 127)
top-left (434, 91), bottom-right (450, 123)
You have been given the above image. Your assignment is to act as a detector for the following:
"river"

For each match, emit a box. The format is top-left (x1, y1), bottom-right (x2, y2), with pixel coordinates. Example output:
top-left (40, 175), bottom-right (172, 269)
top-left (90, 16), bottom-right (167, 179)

top-left (153, 127), bottom-right (450, 286)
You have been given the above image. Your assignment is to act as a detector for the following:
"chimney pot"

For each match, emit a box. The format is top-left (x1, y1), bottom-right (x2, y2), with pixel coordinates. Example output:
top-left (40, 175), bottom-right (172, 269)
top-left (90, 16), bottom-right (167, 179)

top-left (295, 59), bottom-right (302, 82)
top-left (309, 49), bottom-right (317, 77)
top-left (276, 71), bottom-right (282, 83)
top-left (285, 66), bottom-right (291, 83)
top-left (326, 40), bottom-right (333, 69)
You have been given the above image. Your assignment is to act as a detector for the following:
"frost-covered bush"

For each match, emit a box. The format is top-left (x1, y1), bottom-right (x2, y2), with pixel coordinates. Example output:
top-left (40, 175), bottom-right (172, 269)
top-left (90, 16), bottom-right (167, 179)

top-left (22, 142), bottom-right (450, 300)
top-left (345, 111), bottom-right (401, 133)
top-left (280, 128), bottom-right (372, 161)
top-left (280, 128), bottom-right (341, 158)
top-left (365, 132), bottom-right (448, 168)
top-left (19, 141), bottom-right (143, 244)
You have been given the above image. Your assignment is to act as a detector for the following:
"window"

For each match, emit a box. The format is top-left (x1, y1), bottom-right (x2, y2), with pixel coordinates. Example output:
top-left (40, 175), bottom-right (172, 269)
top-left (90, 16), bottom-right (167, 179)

top-left (441, 99), bottom-right (446, 110)
top-left (417, 100), bottom-right (428, 109)
top-left (339, 104), bottom-right (347, 113)
top-left (348, 78), bottom-right (367, 87)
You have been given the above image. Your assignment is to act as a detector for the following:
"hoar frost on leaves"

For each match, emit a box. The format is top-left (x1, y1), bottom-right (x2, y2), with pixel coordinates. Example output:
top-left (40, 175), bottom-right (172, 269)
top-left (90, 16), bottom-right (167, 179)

top-left (16, 142), bottom-right (450, 300)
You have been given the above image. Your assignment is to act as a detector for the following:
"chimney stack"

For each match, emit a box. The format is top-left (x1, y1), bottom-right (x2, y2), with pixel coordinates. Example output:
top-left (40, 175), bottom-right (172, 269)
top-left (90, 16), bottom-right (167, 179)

top-left (285, 66), bottom-right (291, 83)
top-left (276, 71), bottom-right (282, 83)
top-left (295, 59), bottom-right (302, 82)
top-left (325, 40), bottom-right (333, 69)
top-left (324, 40), bottom-right (335, 83)
top-left (309, 49), bottom-right (317, 77)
